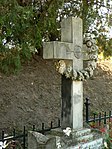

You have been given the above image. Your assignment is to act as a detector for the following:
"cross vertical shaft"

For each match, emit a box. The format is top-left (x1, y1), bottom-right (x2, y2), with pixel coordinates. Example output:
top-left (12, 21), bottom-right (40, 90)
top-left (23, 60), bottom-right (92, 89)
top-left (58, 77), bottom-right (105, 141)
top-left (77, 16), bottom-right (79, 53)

top-left (61, 18), bottom-right (83, 129)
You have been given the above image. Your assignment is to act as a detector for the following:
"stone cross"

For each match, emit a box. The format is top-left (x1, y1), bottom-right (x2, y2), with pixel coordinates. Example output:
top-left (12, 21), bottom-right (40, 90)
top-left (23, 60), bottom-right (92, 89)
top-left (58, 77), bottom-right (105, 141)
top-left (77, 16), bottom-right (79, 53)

top-left (43, 17), bottom-right (83, 130)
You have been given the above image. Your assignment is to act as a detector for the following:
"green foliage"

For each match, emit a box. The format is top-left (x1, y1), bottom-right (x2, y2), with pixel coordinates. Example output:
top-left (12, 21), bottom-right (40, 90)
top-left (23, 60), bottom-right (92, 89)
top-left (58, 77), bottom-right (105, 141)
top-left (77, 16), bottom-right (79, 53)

top-left (103, 39), bottom-right (112, 58)
top-left (0, 0), bottom-right (34, 73)
top-left (0, 0), bottom-right (112, 74)
top-left (0, 0), bottom-right (64, 73)
top-left (0, 49), bottom-right (21, 74)
top-left (97, 35), bottom-right (112, 58)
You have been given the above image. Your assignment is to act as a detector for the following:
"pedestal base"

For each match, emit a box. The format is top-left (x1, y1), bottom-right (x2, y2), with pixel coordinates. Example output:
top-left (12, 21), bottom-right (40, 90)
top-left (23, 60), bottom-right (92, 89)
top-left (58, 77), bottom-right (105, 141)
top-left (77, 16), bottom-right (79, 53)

top-left (28, 128), bottom-right (104, 149)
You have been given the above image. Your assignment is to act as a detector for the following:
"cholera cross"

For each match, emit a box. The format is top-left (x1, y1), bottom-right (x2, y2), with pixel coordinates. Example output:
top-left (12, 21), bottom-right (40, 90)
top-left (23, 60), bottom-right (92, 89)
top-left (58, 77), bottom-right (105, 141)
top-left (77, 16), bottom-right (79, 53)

top-left (43, 17), bottom-right (83, 130)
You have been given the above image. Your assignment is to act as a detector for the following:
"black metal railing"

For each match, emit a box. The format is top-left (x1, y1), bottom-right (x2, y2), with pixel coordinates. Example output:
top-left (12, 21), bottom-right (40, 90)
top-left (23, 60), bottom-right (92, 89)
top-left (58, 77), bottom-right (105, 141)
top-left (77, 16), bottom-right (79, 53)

top-left (2, 98), bottom-right (111, 148)
top-left (84, 98), bottom-right (112, 126)
top-left (0, 126), bottom-right (27, 149)
top-left (33, 119), bottom-right (61, 134)
top-left (0, 119), bottom-right (61, 149)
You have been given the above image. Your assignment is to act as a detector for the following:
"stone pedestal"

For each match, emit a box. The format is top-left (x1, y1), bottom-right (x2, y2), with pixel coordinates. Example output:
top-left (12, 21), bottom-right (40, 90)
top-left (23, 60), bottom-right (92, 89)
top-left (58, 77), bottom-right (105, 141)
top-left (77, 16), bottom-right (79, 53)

top-left (28, 129), bottom-right (104, 149)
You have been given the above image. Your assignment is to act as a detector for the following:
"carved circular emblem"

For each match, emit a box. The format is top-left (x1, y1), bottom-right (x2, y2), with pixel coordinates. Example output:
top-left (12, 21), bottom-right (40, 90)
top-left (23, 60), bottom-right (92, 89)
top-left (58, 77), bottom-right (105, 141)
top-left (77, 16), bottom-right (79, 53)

top-left (74, 45), bottom-right (82, 59)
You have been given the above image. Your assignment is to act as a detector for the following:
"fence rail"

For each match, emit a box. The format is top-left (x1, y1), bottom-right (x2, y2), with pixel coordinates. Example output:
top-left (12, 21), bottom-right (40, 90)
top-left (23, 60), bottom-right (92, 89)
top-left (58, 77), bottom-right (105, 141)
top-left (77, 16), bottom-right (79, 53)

top-left (84, 98), bottom-right (112, 126)
top-left (1, 98), bottom-right (111, 148)
top-left (0, 119), bottom-right (61, 149)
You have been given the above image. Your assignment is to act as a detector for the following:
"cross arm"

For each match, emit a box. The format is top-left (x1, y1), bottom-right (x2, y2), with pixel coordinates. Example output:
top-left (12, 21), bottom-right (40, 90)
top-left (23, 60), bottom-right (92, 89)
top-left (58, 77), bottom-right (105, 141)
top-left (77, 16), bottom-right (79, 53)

top-left (43, 41), bottom-right (73, 60)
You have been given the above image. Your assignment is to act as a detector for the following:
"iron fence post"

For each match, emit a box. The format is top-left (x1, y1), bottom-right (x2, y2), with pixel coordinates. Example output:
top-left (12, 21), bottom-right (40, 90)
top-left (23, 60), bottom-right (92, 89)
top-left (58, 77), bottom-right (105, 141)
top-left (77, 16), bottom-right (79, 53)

top-left (2, 130), bottom-right (4, 140)
top-left (42, 123), bottom-right (45, 134)
top-left (13, 129), bottom-right (16, 149)
top-left (109, 111), bottom-right (111, 122)
top-left (104, 112), bottom-right (107, 124)
top-left (84, 98), bottom-right (90, 122)
top-left (58, 119), bottom-right (61, 127)
top-left (51, 121), bottom-right (53, 129)
top-left (32, 125), bottom-right (35, 131)
top-left (99, 112), bottom-right (101, 126)
top-left (23, 126), bottom-right (26, 149)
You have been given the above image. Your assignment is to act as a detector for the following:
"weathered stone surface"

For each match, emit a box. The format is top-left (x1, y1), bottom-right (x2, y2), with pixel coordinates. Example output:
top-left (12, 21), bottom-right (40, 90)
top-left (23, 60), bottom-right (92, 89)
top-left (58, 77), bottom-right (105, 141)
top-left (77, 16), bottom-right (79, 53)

top-left (43, 42), bottom-right (73, 60)
top-left (73, 128), bottom-right (91, 138)
top-left (50, 128), bottom-right (63, 136)
top-left (70, 138), bottom-right (103, 149)
top-left (28, 131), bottom-right (56, 149)
top-left (43, 17), bottom-right (83, 130)
top-left (28, 128), bottom-right (104, 149)
top-left (77, 134), bottom-right (93, 143)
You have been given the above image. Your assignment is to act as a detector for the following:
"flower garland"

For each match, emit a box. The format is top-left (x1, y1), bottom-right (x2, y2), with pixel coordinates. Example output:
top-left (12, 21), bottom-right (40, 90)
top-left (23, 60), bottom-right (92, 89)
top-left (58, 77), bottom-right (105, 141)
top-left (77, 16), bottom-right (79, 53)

top-left (55, 33), bottom-right (98, 81)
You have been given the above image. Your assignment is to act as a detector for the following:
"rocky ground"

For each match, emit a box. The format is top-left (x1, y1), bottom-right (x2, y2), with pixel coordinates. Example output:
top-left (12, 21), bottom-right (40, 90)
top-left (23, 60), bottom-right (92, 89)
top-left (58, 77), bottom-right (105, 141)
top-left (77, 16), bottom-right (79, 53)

top-left (0, 55), bottom-right (112, 132)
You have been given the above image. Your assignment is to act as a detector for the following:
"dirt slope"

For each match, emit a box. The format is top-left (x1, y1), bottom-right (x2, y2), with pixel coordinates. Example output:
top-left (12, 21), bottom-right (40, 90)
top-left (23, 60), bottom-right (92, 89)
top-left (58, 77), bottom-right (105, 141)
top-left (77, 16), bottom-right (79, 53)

top-left (0, 56), bottom-right (112, 131)
top-left (84, 60), bottom-right (112, 114)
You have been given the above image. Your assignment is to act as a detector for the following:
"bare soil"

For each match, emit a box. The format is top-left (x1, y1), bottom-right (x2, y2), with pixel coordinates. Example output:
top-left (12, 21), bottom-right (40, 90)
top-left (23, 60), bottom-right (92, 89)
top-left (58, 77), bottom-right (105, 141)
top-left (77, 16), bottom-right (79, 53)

top-left (84, 60), bottom-right (112, 114)
top-left (0, 55), bottom-right (112, 132)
